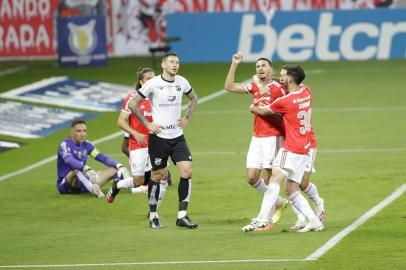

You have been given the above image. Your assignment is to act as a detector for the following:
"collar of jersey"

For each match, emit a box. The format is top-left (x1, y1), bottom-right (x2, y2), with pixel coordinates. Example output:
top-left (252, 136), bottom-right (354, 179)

top-left (161, 75), bottom-right (175, 83)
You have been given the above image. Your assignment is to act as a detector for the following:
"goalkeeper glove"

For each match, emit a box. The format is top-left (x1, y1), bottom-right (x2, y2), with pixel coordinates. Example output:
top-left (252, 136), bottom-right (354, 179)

top-left (83, 164), bottom-right (98, 184)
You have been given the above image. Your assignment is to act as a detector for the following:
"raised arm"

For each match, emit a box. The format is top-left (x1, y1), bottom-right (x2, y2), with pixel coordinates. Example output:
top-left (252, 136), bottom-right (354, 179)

top-left (178, 89), bottom-right (198, 128)
top-left (224, 52), bottom-right (248, 94)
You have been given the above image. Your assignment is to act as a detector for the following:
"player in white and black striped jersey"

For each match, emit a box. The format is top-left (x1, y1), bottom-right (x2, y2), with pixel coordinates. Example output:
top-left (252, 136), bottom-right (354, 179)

top-left (128, 53), bottom-right (198, 229)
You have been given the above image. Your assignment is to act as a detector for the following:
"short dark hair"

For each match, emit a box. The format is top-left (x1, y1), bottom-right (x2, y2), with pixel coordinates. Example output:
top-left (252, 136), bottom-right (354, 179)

top-left (71, 119), bottom-right (86, 127)
top-left (135, 67), bottom-right (154, 90)
top-left (256, 57), bottom-right (273, 67)
top-left (162, 52), bottom-right (179, 63)
top-left (282, 64), bottom-right (305, 85)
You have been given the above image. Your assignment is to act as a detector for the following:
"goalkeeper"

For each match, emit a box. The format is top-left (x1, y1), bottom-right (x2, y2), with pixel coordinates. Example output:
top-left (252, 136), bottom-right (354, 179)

top-left (56, 119), bottom-right (130, 197)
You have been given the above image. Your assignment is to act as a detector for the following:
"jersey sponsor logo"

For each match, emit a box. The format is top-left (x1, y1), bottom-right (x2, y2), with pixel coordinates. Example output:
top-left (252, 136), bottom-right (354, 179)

top-left (162, 124), bottom-right (176, 130)
top-left (167, 95), bottom-right (176, 102)
top-left (158, 102), bottom-right (181, 107)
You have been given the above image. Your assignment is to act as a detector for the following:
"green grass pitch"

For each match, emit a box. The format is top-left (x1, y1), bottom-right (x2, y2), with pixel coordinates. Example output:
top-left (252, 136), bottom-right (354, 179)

top-left (0, 58), bottom-right (405, 270)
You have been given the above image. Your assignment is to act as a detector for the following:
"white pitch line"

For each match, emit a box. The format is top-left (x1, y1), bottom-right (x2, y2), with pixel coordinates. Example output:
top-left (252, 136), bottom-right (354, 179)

top-left (0, 258), bottom-right (306, 269)
top-left (307, 183), bottom-right (406, 260)
top-left (0, 89), bottom-right (228, 183)
top-left (0, 66), bottom-right (27, 77)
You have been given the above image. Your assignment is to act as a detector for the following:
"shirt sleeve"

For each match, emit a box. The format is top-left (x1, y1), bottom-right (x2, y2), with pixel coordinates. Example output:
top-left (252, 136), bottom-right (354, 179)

top-left (243, 82), bottom-right (253, 94)
top-left (59, 141), bottom-right (84, 170)
top-left (270, 97), bottom-right (287, 114)
top-left (94, 153), bottom-right (118, 168)
top-left (137, 79), bottom-right (152, 98)
top-left (182, 77), bottom-right (193, 95)
top-left (121, 94), bottom-right (131, 114)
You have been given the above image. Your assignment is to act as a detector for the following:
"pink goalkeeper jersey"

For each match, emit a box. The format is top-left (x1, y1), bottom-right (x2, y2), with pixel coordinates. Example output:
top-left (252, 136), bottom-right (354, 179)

top-left (270, 85), bottom-right (312, 155)
top-left (244, 81), bottom-right (286, 137)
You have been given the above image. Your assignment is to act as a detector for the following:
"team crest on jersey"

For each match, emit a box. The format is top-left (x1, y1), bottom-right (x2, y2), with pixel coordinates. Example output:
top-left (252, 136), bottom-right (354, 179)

top-left (175, 85), bottom-right (181, 92)
top-left (167, 95), bottom-right (176, 102)
top-left (154, 158), bottom-right (162, 166)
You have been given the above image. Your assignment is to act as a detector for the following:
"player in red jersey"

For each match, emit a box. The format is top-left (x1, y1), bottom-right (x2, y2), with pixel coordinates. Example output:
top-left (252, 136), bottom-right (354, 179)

top-left (225, 52), bottom-right (289, 231)
top-left (244, 64), bottom-right (323, 233)
top-left (107, 68), bottom-right (169, 204)
top-left (259, 72), bottom-right (326, 230)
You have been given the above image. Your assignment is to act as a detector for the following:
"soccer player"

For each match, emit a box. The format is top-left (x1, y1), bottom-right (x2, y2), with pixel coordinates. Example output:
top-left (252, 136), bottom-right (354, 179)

top-left (57, 119), bottom-right (130, 198)
top-left (108, 67), bottom-right (170, 204)
top-left (124, 53), bottom-right (198, 229)
top-left (290, 125), bottom-right (326, 230)
top-left (244, 64), bottom-right (324, 233)
top-left (224, 52), bottom-right (288, 230)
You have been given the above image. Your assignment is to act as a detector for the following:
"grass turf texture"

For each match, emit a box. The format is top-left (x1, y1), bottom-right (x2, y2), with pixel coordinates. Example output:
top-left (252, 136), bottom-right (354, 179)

top-left (0, 58), bottom-right (405, 270)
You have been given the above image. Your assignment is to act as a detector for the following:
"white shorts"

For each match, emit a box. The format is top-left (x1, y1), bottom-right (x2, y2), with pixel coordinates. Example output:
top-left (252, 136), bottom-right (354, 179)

top-left (246, 136), bottom-right (284, 169)
top-left (129, 148), bottom-right (151, 176)
top-left (272, 148), bottom-right (310, 183)
top-left (304, 148), bottom-right (317, 173)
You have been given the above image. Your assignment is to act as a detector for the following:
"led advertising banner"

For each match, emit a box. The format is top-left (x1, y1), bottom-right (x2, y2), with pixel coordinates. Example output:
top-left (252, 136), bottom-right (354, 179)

top-left (167, 9), bottom-right (406, 62)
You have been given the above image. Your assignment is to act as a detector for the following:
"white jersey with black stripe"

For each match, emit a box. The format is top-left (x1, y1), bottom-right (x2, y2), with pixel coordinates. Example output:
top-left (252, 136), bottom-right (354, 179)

top-left (137, 75), bottom-right (192, 139)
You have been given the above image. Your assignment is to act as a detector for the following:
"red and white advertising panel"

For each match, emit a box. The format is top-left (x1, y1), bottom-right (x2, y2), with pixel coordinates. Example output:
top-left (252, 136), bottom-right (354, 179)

top-left (0, 0), bottom-right (59, 58)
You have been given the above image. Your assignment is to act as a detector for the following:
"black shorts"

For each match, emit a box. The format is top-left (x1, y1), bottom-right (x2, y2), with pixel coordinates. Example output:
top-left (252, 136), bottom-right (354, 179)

top-left (148, 134), bottom-right (192, 170)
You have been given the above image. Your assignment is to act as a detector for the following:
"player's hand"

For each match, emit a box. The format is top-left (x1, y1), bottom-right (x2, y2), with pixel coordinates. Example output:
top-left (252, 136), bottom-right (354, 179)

top-left (116, 163), bottom-right (131, 179)
top-left (132, 132), bottom-right (147, 145)
top-left (146, 122), bottom-right (162, 134)
top-left (83, 165), bottom-right (98, 183)
top-left (232, 51), bottom-right (243, 64)
top-left (177, 117), bottom-right (189, 128)
top-left (250, 104), bottom-right (267, 116)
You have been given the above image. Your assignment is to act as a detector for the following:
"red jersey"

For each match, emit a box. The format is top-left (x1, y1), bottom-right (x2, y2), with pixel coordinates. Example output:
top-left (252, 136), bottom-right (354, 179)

top-left (309, 128), bottom-right (317, 148)
top-left (244, 81), bottom-right (285, 137)
top-left (121, 92), bottom-right (153, 150)
top-left (270, 85), bottom-right (312, 154)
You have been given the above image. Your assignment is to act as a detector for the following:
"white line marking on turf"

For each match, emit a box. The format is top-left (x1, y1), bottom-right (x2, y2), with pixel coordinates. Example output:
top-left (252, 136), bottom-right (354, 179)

top-left (0, 89), bottom-right (228, 183)
top-left (0, 258), bottom-right (306, 268)
top-left (307, 183), bottom-right (406, 260)
top-left (0, 66), bottom-right (27, 77)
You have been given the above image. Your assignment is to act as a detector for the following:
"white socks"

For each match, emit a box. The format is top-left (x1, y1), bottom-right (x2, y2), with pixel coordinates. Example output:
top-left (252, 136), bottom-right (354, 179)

top-left (304, 183), bottom-right (322, 205)
top-left (289, 191), bottom-right (318, 224)
top-left (252, 178), bottom-right (267, 193)
top-left (257, 182), bottom-right (280, 222)
top-left (76, 171), bottom-right (94, 192)
top-left (159, 180), bottom-right (168, 206)
top-left (117, 177), bottom-right (135, 189)
top-left (177, 210), bottom-right (187, 219)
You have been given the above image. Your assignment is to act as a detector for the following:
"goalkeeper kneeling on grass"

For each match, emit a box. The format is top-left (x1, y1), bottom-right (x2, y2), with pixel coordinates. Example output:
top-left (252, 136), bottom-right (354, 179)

top-left (56, 119), bottom-right (131, 198)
